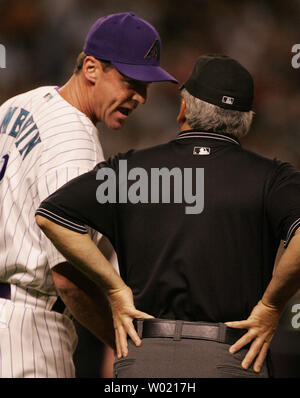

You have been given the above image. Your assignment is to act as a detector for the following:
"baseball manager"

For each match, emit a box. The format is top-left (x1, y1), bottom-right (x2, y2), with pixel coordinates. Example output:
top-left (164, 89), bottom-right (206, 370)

top-left (0, 12), bottom-right (177, 378)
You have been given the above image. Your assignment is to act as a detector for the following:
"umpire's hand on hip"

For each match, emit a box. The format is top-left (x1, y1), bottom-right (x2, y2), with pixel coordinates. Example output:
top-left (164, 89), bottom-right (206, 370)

top-left (225, 300), bottom-right (281, 373)
top-left (107, 285), bottom-right (154, 359)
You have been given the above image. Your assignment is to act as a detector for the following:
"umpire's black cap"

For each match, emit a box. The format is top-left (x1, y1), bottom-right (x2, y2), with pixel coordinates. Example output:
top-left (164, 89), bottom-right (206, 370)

top-left (180, 54), bottom-right (254, 111)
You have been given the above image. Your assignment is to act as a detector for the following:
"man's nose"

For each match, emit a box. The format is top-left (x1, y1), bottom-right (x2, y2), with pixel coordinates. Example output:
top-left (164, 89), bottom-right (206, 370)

top-left (132, 88), bottom-right (147, 105)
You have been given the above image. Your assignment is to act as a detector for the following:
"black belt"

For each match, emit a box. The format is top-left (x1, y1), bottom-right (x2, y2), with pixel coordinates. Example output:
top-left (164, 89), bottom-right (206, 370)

top-left (133, 318), bottom-right (247, 345)
top-left (0, 282), bottom-right (65, 314)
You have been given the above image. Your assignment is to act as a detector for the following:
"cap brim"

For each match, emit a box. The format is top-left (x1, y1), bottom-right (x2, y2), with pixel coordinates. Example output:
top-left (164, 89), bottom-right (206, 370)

top-left (111, 62), bottom-right (178, 84)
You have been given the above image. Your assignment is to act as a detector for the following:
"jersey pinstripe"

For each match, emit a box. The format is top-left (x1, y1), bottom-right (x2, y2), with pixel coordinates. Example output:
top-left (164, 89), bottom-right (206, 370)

top-left (0, 296), bottom-right (78, 377)
top-left (0, 86), bottom-right (105, 377)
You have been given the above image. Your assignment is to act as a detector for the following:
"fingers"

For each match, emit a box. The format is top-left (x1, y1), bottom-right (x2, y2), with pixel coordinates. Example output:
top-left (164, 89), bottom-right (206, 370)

top-left (114, 323), bottom-right (140, 359)
top-left (115, 327), bottom-right (122, 359)
top-left (228, 329), bottom-right (254, 354)
top-left (114, 322), bottom-right (128, 359)
top-left (135, 310), bottom-right (155, 319)
top-left (228, 328), bottom-right (272, 373)
top-left (226, 319), bottom-right (269, 373)
top-left (242, 338), bottom-right (270, 372)
top-left (126, 320), bottom-right (142, 347)
top-left (225, 300), bottom-right (279, 373)
top-left (225, 320), bottom-right (249, 329)
top-left (114, 315), bottom-right (144, 359)
top-left (108, 285), bottom-right (154, 357)
top-left (253, 342), bottom-right (270, 373)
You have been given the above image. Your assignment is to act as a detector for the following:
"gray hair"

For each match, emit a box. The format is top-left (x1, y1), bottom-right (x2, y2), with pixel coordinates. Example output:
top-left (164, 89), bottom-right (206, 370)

top-left (181, 88), bottom-right (254, 138)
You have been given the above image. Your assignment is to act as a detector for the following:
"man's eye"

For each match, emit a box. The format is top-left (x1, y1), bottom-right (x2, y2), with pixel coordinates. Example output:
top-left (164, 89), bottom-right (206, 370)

top-left (124, 80), bottom-right (135, 88)
top-left (122, 77), bottom-right (148, 92)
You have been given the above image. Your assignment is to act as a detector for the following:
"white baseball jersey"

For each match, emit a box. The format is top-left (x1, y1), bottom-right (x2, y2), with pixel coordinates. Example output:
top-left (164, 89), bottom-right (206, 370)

top-left (0, 86), bottom-right (105, 377)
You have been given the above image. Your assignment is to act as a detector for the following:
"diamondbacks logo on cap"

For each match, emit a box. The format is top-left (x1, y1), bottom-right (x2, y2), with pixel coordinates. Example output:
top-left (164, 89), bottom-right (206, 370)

top-left (144, 39), bottom-right (160, 61)
top-left (222, 96), bottom-right (235, 105)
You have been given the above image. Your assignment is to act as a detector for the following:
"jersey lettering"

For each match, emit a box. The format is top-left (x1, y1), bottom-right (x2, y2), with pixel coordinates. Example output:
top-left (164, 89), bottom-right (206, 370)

top-left (0, 106), bottom-right (41, 160)
top-left (0, 153), bottom-right (9, 181)
top-left (0, 107), bottom-right (17, 134)
top-left (9, 108), bottom-right (30, 138)
top-left (18, 132), bottom-right (41, 159)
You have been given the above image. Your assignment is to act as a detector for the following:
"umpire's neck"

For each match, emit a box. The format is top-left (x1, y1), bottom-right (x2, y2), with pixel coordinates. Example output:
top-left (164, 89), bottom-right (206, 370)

top-left (177, 97), bottom-right (191, 131)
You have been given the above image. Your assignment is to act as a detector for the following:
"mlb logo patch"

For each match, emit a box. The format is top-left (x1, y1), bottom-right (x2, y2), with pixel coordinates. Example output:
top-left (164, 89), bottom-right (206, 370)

top-left (222, 96), bottom-right (235, 105)
top-left (43, 93), bottom-right (53, 102)
top-left (193, 147), bottom-right (211, 155)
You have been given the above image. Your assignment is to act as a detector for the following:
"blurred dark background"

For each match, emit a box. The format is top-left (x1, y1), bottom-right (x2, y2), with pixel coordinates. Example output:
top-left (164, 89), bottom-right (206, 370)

top-left (1, 0), bottom-right (299, 378)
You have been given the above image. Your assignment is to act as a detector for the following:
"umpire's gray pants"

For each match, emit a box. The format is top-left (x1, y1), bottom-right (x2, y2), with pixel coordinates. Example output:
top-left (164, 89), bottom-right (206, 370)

top-left (113, 337), bottom-right (270, 378)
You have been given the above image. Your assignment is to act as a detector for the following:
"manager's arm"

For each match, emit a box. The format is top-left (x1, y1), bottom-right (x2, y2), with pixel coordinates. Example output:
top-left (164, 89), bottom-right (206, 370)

top-left (51, 261), bottom-right (115, 349)
top-left (36, 215), bottom-right (153, 358)
top-left (226, 227), bottom-right (300, 373)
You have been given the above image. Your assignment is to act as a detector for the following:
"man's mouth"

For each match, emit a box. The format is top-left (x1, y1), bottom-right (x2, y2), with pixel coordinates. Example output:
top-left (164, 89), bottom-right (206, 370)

top-left (117, 106), bottom-right (131, 116)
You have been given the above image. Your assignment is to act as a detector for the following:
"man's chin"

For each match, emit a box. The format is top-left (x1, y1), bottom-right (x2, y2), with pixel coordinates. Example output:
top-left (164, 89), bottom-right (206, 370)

top-left (108, 119), bottom-right (126, 130)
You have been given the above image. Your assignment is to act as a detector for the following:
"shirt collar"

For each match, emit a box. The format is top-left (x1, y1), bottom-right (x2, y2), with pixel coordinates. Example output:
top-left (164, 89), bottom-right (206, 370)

top-left (174, 129), bottom-right (240, 146)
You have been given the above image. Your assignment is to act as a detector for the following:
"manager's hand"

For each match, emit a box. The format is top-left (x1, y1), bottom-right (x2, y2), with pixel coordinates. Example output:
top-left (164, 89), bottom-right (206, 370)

top-left (225, 300), bottom-right (281, 373)
top-left (107, 285), bottom-right (154, 359)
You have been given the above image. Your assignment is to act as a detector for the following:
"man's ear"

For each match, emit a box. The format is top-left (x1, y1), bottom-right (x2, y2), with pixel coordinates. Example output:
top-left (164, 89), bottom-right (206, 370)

top-left (177, 97), bottom-right (187, 125)
top-left (82, 56), bottom-right (100, 85)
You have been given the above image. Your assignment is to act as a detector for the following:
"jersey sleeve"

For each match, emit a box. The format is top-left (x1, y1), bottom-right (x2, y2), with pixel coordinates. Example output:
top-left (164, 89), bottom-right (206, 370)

top-left (36, 166), bottom-right (106, 268)
top-left (36, 159), bottom-right (117, 245)
top-left (266, 160), bottom-right (300, 248)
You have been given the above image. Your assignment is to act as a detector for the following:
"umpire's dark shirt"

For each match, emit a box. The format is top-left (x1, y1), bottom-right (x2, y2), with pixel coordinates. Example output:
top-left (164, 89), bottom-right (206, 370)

top-left (36, 130), bottom-right (300, 323)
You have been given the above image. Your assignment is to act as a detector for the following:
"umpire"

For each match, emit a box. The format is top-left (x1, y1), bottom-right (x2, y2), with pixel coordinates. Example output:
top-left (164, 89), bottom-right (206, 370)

top-left (35, 55), bottom-right (300, 378)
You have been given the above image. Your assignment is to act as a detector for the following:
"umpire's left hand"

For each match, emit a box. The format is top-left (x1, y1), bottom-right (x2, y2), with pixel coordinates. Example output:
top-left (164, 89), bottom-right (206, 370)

top-left (107, 285), bottom-right (154, 359)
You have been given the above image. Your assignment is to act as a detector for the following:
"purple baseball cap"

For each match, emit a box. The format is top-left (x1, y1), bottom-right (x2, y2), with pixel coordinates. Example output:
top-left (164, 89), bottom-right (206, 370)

top-left (83, 12), bottom-right (178, 84)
